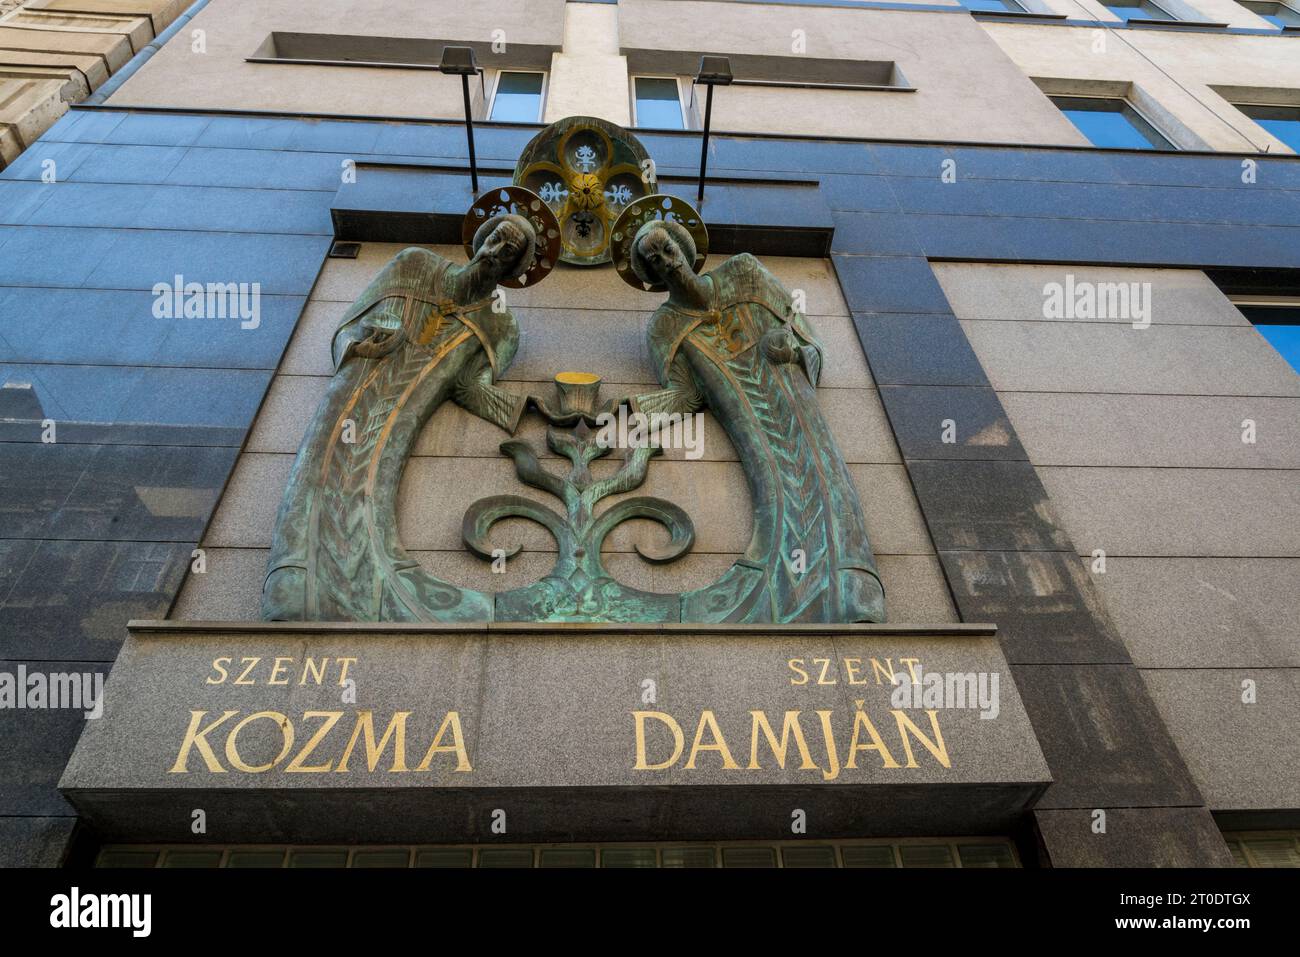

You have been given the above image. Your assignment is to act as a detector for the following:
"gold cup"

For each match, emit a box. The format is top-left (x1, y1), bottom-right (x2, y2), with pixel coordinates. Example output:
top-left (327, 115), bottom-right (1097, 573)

top-left (553, 371), bottom-right (602, 417)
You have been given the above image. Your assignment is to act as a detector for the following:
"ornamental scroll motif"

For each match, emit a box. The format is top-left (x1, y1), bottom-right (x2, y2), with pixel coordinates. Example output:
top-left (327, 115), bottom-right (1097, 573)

top-left (262, 117), bottom-right (885, 625)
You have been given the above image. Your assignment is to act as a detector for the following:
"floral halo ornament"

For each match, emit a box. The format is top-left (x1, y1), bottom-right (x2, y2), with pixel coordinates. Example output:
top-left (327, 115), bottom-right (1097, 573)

top-left (513, 115), bottom-right (656, 266)
top-left (610, 194), bottom-right (710, 292)
top-left (461, 186), bottom-right (562, 289)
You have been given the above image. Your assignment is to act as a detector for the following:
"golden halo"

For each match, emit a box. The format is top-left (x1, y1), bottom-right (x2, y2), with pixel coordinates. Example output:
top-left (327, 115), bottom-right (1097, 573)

top-left (610, 194), bottom-right (710, 292)
top-left (461, 186), bottom-right (562, 289)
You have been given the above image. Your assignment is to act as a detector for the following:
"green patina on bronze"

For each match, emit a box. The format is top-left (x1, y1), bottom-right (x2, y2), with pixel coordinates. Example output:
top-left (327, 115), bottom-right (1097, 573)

top-left (464, 376), bottom-right (693, 623)
top-left (614, 197), bottom-right (886, 624)
top-left (263, 161), bottom-right (884, 624)
top-left (262, 190), bottom-right (558, 622)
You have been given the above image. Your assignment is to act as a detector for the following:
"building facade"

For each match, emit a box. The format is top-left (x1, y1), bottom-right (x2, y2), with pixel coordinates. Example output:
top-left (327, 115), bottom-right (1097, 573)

top-left (1, 0), bottom-right (1298, 868)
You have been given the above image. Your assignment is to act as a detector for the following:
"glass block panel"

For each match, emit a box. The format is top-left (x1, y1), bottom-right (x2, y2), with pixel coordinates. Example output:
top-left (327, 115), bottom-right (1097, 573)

top-left (352, 849), bottom-right (412, 868)
top-left (227, 850), bottom-right (286, 868)
top-left (414, 849), bottom-right (473, 868)
top-left (477, 848), bottom-right (535, 868)
top-left (602, 847), bottom-right (658, 868)
top-left (289, 849), bottom-right (349, 868)
top-left (1243, 839), bottom-right (1300, 867)
top-left (841, 844), bottom-right (898, 868)
top-left (162, 850), bottom-right (223, 868)
top-left (781, 845), bottom-right (838, 868)
top-left (958, 844), bottom-right (1016, 868)
top-left (899, 844), bottom-right (956, 868)
top-left (1225, 840), bottom-right (1249, 867)
top-left (97, 849), bottom-right (160, 868)
top-left (721, 847), bottom-right (778, 868)
top-left (662, 846), bottom-right (716, 868)
top-left (540, 848), bottom-right (597, 868)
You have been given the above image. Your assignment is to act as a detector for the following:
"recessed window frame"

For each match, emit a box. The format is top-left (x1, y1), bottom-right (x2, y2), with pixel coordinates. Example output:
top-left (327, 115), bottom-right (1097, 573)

top-left (630, 74), bottom-right (692, 131)
top-left (1238, 0), bottom-right (1300, 27)
top-left (961, 0), bottom-right (1028, 12)
top-left (487, 70), bottom-right (548, 124)
top-left (1103, 0), bottom-right (1179, 21)
top-left (1049, 93), bottom-right (1178, 151)
top-left (1231, 100), bottom-right (1300, 153)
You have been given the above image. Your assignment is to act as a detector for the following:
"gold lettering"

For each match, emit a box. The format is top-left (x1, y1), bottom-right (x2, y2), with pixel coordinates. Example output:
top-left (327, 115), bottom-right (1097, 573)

top-left (845, 702), bottom-right (901, 769)
top-left (335, 657), bottom-right (358, 686)
top-left (268, 656), bottom-right (293, 686)
top-left (814, 658), bottom-right (836, 685)
top-left (748, 710), bottom-right (816, 770)
top-left (686, 710), bottom-right (739, 770)
top-left (336, 710), bottom-right (410, 772)
top-left (234, 656), bottom-right (260, 685)
top-left (787, 658), bottom-right (809, 686)
top-left (844, 657), bottom-right (867, 685)
top-left (225, 711), bottom-right (294, 773)
top-left (815, 710), bottom-right (841, 781)
top-left (206, 657), bottom-right (230, 685)
top-left (169, 709), bottom-right (238, 773)
top-left (870, 657), bottom-right (896, 686)
top-left (899, 658), bottom-right (922, 684)
top-left (892, 709), bottom-right (951, 768)
top-left (632, 711), bottom-right (684, 770)
top-left (415, 712), bottom-right (472, 772)
top-left (284, 710), bottom-right (343, 772)
top-left (300, 657), bottom-right (327, 686)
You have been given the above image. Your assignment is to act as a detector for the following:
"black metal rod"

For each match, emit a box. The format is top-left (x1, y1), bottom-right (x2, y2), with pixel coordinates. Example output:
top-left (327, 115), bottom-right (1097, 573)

top-left (461, 72), bottom-right (479, 193)
top-left (697, 83), bottom-right (714, 205)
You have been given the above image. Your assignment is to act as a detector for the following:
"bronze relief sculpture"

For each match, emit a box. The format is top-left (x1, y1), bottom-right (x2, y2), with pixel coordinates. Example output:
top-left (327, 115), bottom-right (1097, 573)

top-left (262, 188), bottom-right (560, 621)
top-left (262, 119), bottom-right (884, 625)
top-left (610, 196), bottom-right (886, 624)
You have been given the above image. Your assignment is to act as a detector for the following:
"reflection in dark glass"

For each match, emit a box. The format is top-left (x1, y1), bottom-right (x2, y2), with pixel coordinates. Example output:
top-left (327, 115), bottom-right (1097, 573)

top-left (1049, 96), bottom-right (1174, 150)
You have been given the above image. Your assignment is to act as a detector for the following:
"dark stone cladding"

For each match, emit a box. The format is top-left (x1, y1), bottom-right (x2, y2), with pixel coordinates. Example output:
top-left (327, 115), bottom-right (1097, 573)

top-left (3, 105), bottom-right (1299, 865)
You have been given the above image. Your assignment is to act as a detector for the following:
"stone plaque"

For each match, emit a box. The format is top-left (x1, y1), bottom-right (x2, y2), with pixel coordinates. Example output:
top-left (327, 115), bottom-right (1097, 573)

top-left (61, 621), bottom-right (1050, 843)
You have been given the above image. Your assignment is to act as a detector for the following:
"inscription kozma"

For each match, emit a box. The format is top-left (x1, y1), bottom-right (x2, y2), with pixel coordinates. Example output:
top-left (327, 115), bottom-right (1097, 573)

top-left (168, 654), bottom-right (951, 779)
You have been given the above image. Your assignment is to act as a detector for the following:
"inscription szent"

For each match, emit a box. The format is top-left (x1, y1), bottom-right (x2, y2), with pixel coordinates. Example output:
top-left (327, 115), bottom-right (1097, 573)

top-left (61, 623), bottom-right (1050, 844)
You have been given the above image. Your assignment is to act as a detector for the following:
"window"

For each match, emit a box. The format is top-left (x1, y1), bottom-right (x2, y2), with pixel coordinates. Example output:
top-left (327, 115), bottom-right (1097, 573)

top-left (95, 838), bottom-right (1021, 868)
top-left (1238, 0), bottom-right (1300, 26)
top-left (1049, 95), bottom-right (1175, 150)
top-left (489, 71), bottom-right (545, 122)
top-left (1233, 102), bottom-right (1300, 152)
top-left (1104, 0), bottom-right (1177, 20)
top-left (1234, 302), bottom-right (1300, 375)
top-left (632, 76), bottom-right (686, 130)
top-left (961, 0), bottom-right (1027, 11)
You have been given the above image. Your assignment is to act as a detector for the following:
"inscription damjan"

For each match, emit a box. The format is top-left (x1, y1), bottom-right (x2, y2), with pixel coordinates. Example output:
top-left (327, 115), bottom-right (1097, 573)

top-left (169, 654), bottom-right (952, 781)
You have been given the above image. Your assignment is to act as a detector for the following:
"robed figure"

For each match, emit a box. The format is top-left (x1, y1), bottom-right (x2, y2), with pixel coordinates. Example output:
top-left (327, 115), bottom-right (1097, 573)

top-left (263, 193), bottom-right (557, 622)
top-left (623, 213), bottom-right (886, 624)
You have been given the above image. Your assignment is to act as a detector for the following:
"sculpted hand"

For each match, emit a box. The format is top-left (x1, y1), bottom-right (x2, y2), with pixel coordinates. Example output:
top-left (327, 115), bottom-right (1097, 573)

top-left (761, 327), bottom-right (799, 365)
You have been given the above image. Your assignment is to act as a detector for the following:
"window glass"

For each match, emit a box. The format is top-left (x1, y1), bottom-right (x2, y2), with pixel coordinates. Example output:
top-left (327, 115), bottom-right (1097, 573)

top-left (1239, 306), bottom-right (1300, 375)
top-left (1235, 103), bottom-right (1300, 152)
top-left (1050, 96), bottom-right (1174, 150)
top-left (490, 72), bottom-right (544, 122)
top-left (634, 77), bottom-right (685, 130)
top-left (1105, 0), bottom-right (1177, 20)
top-left (1239, 1), bottom-right (1300, 27)
top-left (961, 0), bottom-right (1026, 11)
